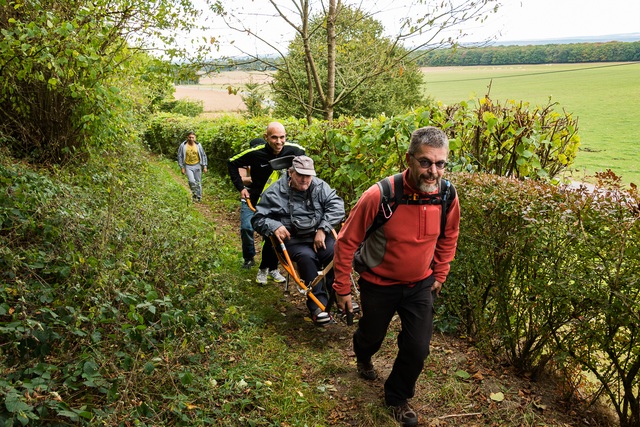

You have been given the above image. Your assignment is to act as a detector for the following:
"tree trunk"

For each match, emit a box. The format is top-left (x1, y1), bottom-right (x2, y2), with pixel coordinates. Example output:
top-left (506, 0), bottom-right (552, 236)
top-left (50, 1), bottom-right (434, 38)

top-left (325, 0), bottom-right (338, 123)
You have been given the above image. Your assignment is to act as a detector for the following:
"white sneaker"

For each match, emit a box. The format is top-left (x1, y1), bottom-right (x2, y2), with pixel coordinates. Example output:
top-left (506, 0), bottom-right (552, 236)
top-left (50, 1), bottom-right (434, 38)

top-left (256, 268), bottom-right (268, 285)
top-left (312, 308), bottom-right (332, 326)
top-left (269, 269), bottom-right (286, 283)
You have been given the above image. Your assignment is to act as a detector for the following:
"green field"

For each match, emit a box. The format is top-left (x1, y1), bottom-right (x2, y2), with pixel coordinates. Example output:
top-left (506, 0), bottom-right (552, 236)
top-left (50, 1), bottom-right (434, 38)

top-left (421, 63), bottom-right (640, 186)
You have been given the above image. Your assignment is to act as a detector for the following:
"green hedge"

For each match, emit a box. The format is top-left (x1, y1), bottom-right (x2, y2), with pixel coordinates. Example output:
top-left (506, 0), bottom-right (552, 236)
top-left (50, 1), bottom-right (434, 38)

top-left (445, 172), bottom-right (640, 427)
top-left (143, 98), bottom-right (579, 208)
top-left (143, 114), bottom-right (310, 176)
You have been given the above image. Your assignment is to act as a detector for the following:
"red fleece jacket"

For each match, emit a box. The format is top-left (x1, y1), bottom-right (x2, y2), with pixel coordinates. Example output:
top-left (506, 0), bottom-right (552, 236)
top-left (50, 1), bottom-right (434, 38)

top-left (333, 170), bottom-right (460, 295)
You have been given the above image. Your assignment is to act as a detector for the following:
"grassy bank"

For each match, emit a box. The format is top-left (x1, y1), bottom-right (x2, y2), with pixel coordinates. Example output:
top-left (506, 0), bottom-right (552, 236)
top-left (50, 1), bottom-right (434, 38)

top-left (421, 62), bottom-right (640, 185)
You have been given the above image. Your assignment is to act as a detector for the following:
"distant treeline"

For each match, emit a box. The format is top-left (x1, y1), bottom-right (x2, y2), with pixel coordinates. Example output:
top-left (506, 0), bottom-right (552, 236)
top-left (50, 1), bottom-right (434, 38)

top-left (416, 41), bottom-right (640, 67)
top-left (185, 41), bottom-right (640, 82)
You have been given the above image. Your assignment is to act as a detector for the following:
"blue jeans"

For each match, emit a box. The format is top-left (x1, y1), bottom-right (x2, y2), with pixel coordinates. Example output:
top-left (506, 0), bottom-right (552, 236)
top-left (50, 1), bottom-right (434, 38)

top-left (240, 200), bottom-right (256, 261)
top-left (184, 164), bottom-right (202, 199)
top-left (354, 275), bottom-right (435, 406)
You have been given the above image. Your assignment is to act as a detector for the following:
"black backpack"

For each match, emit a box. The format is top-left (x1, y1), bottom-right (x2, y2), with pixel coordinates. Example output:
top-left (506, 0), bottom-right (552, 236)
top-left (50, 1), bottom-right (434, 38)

top-left (364, 173), bottom-right (456, 241)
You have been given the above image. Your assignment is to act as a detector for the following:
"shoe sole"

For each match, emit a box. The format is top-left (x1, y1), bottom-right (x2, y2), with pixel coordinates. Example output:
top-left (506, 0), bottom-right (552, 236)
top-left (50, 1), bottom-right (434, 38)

top-left (390, 405), bottom-right (418, 427)
top-left (313, 320), bottom-right (333, 327)
top-left (256, 277), bottom-right (284, 283)
top-left (313, 315), bottom-right (333, 326)
top-left (358, 370), bottom-right (377, 381)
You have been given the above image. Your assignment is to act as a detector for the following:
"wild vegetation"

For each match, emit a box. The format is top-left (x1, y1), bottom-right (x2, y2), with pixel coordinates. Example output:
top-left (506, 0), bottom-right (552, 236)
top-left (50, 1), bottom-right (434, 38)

top-left (2, 0), bottom-right (639, 425)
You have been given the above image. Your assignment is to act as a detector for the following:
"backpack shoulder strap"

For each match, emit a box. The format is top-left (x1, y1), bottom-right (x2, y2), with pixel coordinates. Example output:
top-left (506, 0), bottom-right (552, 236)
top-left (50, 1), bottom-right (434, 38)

top-left (364, 173), bottom-right (404, 241)
top-left (439, 179), bottom-right (456, 239)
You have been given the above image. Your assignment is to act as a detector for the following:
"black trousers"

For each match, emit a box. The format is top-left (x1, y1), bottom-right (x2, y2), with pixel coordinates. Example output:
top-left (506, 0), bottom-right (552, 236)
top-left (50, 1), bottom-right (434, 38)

top-left (354, 275), bottom-right (435, 406)
top-left (285, 236), bottom-right (335, 314)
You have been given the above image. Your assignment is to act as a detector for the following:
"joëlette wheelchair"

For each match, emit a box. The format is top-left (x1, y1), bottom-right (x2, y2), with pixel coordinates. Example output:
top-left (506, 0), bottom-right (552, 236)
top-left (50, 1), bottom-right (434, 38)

top-left (247, 155), bottom-right (360, 325)
top-left (268, 231), bottom-right (359, 325)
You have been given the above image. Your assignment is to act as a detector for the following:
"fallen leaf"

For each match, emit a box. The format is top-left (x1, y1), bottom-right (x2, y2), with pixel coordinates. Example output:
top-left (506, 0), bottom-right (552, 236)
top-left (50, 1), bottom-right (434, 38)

top-left (490, 392), bottom-right (504, 402)
top-left (472, 372), bottom-right (484, 381)
top-left (455, 370), bottom-right (471, 380)
top-left (533, 401), bottom-right (547, 411)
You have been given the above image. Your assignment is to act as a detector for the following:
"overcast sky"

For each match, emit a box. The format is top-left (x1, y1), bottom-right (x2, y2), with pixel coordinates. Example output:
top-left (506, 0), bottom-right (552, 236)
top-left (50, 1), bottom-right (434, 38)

top-left (471, 0), bottom-right (640, 42)
top-left (197, 0), bottom-right (640, 57)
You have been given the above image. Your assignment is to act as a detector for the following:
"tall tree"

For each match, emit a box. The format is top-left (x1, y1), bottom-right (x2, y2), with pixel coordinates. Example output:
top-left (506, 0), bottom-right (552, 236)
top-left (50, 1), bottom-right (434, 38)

top-left (222, 0), bottom-right (499, 122)
top-left (271, 6), bottom-right (425, 120)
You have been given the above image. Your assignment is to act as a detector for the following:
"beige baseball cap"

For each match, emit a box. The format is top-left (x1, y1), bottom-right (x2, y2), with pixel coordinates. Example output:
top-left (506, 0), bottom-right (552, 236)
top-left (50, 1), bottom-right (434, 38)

top-left (292, 155), bottom-right (316, 176)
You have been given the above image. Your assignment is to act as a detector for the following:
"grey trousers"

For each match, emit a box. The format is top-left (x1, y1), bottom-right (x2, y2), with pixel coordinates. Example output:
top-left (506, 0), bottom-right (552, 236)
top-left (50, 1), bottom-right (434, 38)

top-left (185, 164), bottom-right (203, 199)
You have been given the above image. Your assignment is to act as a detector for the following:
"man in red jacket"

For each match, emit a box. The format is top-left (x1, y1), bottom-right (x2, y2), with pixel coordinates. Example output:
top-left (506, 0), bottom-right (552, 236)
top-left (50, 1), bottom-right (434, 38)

top-left (333, 126), bottom-right (460, 427)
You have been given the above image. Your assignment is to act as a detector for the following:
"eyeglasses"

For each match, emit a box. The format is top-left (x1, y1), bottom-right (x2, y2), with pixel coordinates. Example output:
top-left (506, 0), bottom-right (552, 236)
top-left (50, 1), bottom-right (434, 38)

top-left (410, 154), bottom-right (447, 170)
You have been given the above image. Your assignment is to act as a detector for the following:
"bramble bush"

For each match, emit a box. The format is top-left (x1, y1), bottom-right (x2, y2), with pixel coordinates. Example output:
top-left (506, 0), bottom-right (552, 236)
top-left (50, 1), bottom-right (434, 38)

top-left (440, 97), bottom-right (580, 181)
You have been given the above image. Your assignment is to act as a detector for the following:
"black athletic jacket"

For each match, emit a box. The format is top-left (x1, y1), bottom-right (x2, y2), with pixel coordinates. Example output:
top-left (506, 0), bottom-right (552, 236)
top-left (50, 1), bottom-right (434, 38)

top-left (227, 142), bottom-right (305, 206)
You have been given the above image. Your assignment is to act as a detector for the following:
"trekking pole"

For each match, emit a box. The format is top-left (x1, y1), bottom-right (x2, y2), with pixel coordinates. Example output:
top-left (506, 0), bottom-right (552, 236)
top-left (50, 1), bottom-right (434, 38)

top-left (326, 229), bottom-right (354, 325)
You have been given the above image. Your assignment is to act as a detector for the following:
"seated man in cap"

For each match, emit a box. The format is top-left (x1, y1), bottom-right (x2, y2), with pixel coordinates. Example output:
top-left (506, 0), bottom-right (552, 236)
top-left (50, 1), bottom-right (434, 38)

top-left (251, 155), bottom-right (345, 325)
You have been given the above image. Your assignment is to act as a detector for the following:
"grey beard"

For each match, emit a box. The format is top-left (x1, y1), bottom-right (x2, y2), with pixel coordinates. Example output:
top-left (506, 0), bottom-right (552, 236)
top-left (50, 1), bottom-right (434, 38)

top-left (419, 177), bottom-right (440, 193)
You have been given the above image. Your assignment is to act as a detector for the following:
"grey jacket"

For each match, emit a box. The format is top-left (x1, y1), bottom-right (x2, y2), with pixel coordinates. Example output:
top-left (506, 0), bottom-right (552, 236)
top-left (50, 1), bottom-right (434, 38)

top-left (177, 141), bottom-right (208, 169)
top-left (251, 173), bottom-right (345, 240)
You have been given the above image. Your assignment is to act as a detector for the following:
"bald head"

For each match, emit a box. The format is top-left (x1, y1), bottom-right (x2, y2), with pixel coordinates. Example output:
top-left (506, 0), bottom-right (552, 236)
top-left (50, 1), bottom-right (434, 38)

top-left (265, 122), bottom-right (286, 155)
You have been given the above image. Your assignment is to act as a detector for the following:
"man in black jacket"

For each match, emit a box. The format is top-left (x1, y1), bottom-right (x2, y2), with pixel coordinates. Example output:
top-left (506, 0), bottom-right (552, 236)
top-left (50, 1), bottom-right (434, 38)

top-left (227, 122), bottom-right (305, 284)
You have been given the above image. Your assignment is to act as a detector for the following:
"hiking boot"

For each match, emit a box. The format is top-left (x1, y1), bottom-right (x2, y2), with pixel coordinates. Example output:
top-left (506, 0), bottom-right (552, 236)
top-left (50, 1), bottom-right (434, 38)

top-left (242, 258), bottom-right (255, 269)
top-left (356, 361), bottom-right (377, 381)
top-left (311, 308), bottom-right (332, 326)
top-left (389, 402), bottom-right (418, 427)
top-left (269, 269), bottom-right (286, 283)
top-left (256, 268), bottom-right (268, 285)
